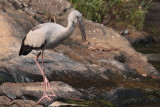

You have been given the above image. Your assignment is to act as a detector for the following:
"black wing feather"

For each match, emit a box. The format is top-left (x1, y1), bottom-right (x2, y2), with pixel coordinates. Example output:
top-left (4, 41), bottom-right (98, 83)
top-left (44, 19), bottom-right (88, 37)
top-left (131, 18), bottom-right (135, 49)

top-left (19, 44), bottom-right (33, 56)
top-left (19, 36), bottom-right (47, 56)
top-left (19, 36), bottom-right (33, 56)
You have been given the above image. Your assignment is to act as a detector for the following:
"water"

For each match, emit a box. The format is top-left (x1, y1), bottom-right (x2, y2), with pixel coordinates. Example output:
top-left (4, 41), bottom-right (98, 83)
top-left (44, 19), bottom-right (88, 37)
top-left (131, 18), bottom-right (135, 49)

top-left (133, 43), bottom-right (160, 72)
top-left (123, 102), bottom-right (160, 107)
top-left (131, 43), bottom-right (160, 107)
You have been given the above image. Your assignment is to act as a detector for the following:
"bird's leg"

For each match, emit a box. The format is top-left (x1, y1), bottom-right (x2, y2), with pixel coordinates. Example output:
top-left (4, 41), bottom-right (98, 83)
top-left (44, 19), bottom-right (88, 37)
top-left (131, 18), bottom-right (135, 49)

top-left (43, 76), bottom-right (56, 96)
top-left (39, 51), bottom-right (46, 85)
top-left (40, 51), bottom-right (56, 96)
top-left (34, 51), bottom-right (56, 103)
top-left (35, 52), bottom-right (46, 81)
top-left (41, 51), bottom-right (44, 70)
top-left (41, 51), bottom-right (56, 97)
top-left (40, 51), bottom-right (45, 86)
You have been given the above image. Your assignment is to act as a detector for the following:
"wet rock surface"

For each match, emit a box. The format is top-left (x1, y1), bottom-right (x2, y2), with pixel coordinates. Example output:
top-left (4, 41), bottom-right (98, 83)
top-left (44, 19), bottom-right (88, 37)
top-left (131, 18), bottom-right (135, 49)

top-left (0, 0), bottom-right (160, 106)
top-left (0, 81), bottom-right (81, 106)
top-left (48, 101), bottom-right (82, 107)
top-left (106, 88), bottom-right (148, 106)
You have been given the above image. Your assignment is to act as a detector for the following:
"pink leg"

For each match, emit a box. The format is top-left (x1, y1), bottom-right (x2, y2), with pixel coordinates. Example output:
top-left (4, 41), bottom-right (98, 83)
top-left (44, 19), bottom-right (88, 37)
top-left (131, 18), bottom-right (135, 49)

top-left (34, 51), bottom-right (56, 103)
top-left (40, 51), bottom-right (55, 95)
top-left (40, 51), bottom-right (44, 86)
top-left (41, 51), bottom-right (44, 70)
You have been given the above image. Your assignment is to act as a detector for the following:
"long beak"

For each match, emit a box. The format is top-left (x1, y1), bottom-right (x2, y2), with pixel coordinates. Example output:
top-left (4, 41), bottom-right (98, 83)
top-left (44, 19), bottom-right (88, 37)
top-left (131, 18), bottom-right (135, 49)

top-left (78, 19), bottom-right (86, 42)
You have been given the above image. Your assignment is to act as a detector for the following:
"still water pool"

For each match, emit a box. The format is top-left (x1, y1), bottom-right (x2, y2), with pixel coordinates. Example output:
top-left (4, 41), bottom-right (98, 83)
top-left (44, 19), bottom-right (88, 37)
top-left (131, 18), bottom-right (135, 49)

top-left (133, 43), bottom-right (160, 72)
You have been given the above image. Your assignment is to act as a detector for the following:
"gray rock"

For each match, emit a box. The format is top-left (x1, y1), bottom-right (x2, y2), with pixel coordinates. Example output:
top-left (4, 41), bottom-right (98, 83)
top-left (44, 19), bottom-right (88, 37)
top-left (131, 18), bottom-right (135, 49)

top-left (1, 0), bottom-right (15, 11)
top-left (119, 30), bottom-right (129, 35)
top-left (0, 0), bottom-right (160, 106)
top-left (8, 0), bottom-right (22, 9)
top-left (0, 81), bottom-right (82, 105)
top-left (24, 8), bottom-right (35, 17)
top-left (0, 0), bottom-right (159, 80)
top-left (0, 95), bottom-right (43, 107)
top-left (49, 101), bottom-right (83, 107)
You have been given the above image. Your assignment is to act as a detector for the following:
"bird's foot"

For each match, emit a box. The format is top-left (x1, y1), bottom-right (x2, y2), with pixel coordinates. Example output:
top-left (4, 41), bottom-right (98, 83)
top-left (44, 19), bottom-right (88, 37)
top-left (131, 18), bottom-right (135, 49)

top-left (38, 77), bottom-right (56, 103)
top-left (44, 77), bottom-right (56, 96)
top-left (38, 93), bottom-right (52, 103)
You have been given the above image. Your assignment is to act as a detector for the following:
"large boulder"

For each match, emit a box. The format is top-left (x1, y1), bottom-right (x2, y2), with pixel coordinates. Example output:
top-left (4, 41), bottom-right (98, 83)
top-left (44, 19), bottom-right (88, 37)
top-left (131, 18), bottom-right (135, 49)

top-left (0, 0), bottom-right (160, 106)
top-left (0, 96), bottom-right (42, 107)
top-left (0, 81), bottom-right (81, 106)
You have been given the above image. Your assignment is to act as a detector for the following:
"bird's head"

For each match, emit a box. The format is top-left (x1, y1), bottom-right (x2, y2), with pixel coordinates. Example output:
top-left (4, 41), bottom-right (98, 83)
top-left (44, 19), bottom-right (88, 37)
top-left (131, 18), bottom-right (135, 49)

top-left (68, 10), bottom-right (86, 41)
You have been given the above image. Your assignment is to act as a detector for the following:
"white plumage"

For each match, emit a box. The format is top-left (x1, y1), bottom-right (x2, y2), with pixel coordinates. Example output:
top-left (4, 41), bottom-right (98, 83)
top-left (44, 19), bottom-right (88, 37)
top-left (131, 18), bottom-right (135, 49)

top-left (24, 23), bottom-right (65, 48)
top-left (19, 10), bottom-right (86, 103)
top-left (20, 10), bottom-right (86, 55)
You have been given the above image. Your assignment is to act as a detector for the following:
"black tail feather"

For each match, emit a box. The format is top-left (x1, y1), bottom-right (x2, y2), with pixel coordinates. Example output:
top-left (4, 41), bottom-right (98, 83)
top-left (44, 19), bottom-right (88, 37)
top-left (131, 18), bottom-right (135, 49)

top-left (19, 44), bottom-right (33, 56)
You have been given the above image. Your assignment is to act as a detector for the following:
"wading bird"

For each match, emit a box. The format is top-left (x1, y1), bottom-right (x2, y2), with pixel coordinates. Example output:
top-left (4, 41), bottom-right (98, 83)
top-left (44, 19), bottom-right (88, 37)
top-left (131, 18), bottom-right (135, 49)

top-left (19, 10), bottom-right (86, 103)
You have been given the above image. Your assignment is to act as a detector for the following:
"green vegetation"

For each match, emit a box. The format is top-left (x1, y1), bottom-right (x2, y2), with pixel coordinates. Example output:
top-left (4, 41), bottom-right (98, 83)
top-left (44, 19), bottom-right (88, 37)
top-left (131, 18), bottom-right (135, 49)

top-left (68, 0), bottom-right (153, 30)
top-left (69, 0), bottom-right (107, 23)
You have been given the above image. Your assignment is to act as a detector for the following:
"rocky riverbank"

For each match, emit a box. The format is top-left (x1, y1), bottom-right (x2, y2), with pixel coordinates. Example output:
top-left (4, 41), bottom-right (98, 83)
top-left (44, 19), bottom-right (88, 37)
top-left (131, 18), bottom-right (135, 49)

top-left (0, 0), bottom-right (160, 106)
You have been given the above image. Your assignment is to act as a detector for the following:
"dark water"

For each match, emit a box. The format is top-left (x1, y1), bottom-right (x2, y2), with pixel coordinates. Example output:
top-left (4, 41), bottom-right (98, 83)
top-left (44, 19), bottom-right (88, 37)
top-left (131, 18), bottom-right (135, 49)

top-left (133, 43), bottom-right (160, 54)
top-left (133, 43), bottom-right (160, 72)
top-left (122, 102), bottom-right (160, 107)
top-left (132, 43), bottom-right (160, 107)
top-left (149, 61), bottom-right (160, 71)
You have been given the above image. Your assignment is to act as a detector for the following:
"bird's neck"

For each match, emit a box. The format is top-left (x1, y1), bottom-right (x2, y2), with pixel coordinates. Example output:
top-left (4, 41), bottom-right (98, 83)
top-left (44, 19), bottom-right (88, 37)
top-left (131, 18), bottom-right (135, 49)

top-left (65, 21), bottom-right (74, 37)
